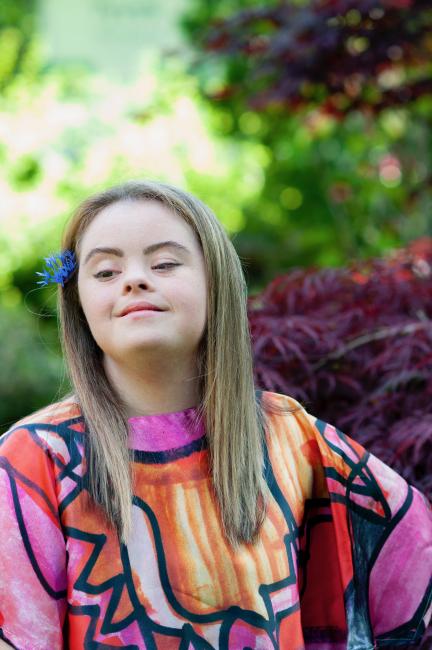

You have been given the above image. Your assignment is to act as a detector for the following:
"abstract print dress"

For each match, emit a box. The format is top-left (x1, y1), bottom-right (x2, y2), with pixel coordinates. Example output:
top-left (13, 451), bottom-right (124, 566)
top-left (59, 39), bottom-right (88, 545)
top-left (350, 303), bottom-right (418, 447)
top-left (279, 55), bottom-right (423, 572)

top-left (0, 391), bottom-right (431, 650)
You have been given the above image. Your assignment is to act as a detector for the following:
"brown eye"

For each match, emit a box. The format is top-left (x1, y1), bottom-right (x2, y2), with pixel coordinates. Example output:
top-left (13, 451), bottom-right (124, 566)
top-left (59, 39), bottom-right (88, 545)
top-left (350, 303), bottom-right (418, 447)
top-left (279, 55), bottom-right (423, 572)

top-left (94, 270), bottom-right (115, 279)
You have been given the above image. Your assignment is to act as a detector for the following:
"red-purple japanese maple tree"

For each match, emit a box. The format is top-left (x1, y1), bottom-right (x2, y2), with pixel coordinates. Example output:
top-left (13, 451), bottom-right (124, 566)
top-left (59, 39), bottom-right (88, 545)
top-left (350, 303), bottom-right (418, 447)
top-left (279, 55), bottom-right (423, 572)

top-left (249, 236), bottom-right (432, 500)
top-left (201, 0), bottom-right (432, 117)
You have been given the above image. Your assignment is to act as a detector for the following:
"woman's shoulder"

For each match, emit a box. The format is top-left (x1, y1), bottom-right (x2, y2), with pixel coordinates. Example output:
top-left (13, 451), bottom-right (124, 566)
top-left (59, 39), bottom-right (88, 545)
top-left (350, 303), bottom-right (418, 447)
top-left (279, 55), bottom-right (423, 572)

top-left (259, 390), bottom-right (358, 471)
top-left (7, 394), bottom-right (82, 431)
top-left (260, 389), bottom-right (341, 434)
top-left (0, 395), bottom-right (84, 463)
top-left (260, 389), bottom-right (305, 411)
top-left (258, 389), bottom-right (325, 454)
top-left (259, 390), bottom-right (316, 430)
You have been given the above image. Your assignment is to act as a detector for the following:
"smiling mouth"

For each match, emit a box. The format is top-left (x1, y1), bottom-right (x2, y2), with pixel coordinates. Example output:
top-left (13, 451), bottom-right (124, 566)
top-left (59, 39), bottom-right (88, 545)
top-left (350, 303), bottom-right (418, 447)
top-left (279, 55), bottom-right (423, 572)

top-left (122, 309), bottom-right (163, 316)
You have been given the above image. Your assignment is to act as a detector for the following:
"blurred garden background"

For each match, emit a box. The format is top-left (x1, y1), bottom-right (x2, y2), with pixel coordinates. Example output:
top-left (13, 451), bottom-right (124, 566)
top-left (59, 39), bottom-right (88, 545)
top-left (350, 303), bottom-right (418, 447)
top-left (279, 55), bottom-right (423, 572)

top-left (1, 0), bottom-right (431, 517)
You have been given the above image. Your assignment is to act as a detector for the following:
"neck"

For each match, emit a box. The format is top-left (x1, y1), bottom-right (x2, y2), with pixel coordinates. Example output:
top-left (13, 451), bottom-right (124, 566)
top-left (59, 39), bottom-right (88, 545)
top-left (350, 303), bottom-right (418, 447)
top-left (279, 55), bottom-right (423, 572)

top-left (102, 353), bottom-right (202, 418)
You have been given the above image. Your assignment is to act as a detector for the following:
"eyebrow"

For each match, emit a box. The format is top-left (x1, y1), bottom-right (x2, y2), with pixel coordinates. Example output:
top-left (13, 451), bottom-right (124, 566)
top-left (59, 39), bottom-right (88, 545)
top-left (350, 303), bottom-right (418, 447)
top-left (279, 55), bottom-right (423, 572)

top-left (83, 240), bottom-right (191, 266)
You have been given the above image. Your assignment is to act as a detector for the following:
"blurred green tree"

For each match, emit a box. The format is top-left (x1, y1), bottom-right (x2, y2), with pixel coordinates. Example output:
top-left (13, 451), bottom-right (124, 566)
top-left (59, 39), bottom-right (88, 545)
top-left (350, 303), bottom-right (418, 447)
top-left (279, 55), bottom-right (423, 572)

top-left (0, 302), bottom-right (68, 432)
top-left (0, 0), bottom-right (37, 90)
top-left (181, 0), bottom-right (432, 285)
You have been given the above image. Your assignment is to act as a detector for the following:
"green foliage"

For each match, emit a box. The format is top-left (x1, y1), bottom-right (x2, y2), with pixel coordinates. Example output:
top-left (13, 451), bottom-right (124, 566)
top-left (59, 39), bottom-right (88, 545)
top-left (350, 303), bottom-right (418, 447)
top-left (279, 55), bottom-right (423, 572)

top-left (0, 302), bottom-right (69, 434)
top-left (9, 154), bottom-right (42, 189)
top-left (0, 0), bottom-right (36, 89)
top-left (182, 0), bottom-right (432, 288)
top-left (195, 0), bottom-right (432, 115)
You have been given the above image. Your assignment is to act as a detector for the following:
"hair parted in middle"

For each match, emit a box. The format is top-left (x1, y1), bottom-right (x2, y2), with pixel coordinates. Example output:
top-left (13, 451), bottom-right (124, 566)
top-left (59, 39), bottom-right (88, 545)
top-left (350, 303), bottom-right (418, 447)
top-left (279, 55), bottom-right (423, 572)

top-left (57, 179), bottom-right (299, 547)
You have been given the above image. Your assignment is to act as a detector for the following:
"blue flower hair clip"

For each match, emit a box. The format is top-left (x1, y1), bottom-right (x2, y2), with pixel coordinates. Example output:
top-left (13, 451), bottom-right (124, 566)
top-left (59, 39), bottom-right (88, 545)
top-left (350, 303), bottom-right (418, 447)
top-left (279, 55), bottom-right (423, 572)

top-left (35, 250), bottom-right (77, 287)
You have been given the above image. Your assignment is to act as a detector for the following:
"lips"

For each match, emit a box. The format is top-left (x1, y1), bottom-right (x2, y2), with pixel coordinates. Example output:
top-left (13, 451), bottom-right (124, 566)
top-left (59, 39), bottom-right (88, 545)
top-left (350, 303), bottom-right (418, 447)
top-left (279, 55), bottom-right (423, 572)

top-left (120, 302), bottom-right (164, 317)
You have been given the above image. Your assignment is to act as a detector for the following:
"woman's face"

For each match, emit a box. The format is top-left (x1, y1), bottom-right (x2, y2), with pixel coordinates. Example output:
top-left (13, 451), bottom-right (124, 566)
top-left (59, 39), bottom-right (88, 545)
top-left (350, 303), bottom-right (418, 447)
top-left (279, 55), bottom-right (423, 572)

top-left (77, 199), bottom-right (208, 367)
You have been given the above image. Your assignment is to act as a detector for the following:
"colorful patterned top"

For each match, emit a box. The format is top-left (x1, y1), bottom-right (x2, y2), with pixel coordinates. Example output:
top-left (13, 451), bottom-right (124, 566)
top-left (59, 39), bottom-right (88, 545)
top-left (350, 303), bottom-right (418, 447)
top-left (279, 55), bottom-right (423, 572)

top-left (0, 391), bottom-right (431, 650)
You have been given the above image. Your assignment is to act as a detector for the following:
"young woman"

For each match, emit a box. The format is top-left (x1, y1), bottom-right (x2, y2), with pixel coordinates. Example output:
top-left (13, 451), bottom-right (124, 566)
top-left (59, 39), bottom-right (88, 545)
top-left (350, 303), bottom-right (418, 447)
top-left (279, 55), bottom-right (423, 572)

top-left (0, 180), bottom-right (430, 650)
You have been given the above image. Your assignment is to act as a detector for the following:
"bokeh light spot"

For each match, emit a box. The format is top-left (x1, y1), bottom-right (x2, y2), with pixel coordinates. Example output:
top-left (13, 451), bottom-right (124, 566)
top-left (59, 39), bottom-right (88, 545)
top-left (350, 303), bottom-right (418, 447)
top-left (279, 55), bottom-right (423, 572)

top-left (379, 154), bottom-right (402, 187)
top-left (280, 187), bottom-right (303, 210)
top-left (239, 112), bottom-right (262, 136)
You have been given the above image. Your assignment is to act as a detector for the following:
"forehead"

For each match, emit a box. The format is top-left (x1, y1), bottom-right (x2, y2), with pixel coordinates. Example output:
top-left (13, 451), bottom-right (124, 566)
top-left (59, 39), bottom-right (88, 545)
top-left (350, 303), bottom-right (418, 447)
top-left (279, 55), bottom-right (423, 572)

top-left (79, 199), bottom-right (197, 250)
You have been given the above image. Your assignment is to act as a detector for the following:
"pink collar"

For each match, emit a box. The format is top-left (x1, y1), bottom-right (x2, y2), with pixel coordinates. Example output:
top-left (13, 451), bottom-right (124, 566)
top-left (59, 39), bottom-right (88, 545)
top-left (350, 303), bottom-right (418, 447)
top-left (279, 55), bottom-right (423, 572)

top-left (128, 406), bottom-right (205, 452)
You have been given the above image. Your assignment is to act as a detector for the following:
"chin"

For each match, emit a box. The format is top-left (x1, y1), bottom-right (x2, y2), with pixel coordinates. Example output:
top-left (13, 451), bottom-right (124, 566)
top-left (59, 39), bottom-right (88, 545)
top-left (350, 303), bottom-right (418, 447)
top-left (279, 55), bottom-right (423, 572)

top-left (119, 338), bottom-right (170, 354)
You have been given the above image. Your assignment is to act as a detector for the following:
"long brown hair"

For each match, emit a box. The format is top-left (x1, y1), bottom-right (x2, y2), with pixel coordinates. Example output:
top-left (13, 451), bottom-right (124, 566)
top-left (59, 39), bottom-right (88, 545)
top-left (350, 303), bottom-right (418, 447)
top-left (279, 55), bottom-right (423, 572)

top-left (58, 180), bottom-right (298, 548)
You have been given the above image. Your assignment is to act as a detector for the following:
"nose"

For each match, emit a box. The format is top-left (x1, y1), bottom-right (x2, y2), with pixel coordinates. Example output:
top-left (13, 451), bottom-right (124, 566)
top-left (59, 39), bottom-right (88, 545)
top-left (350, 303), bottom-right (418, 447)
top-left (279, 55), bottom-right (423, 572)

top-left (121, 265), bottom-right (154, 293)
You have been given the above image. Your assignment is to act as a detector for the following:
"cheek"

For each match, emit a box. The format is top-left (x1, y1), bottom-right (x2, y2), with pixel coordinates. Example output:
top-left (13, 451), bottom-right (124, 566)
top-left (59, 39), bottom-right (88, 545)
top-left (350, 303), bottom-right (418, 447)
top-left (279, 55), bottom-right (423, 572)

top-left (78, 285), bottom-right (111, 323)
top-left (175, 279), bottom-right (207, 315)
